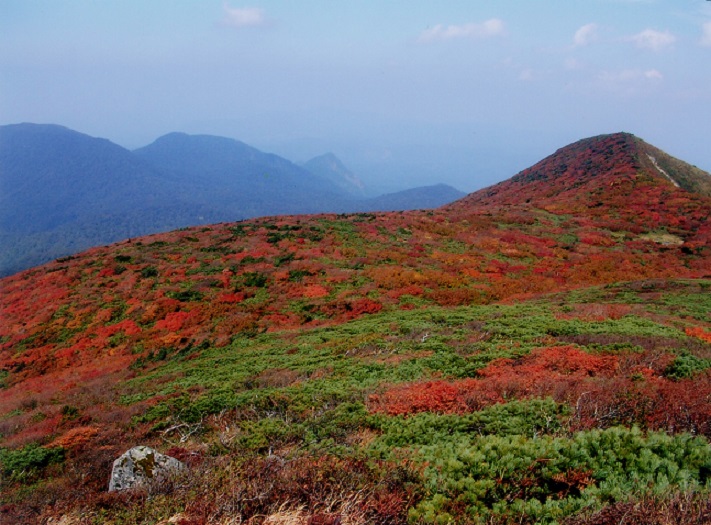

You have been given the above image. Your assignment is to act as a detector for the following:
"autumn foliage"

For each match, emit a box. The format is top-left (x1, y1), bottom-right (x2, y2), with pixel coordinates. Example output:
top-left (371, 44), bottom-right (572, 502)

top-left (0, 132), bottom-right (710, 524)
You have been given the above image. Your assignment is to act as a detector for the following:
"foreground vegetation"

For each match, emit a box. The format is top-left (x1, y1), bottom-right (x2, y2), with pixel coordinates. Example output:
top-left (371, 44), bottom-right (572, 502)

top-left (1, 280), bottom-right (710, 524)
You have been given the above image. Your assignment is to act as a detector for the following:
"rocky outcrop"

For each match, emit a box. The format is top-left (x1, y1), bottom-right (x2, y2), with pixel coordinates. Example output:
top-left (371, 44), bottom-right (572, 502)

top-left (108, 446), bottom-right (185, 492)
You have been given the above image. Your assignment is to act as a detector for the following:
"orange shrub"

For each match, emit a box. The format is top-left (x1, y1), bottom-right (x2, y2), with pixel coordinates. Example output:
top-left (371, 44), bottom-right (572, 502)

top-left (302, 285), bottom-right (330, 298)
top-left (686, 326), bottom-right (711, 343)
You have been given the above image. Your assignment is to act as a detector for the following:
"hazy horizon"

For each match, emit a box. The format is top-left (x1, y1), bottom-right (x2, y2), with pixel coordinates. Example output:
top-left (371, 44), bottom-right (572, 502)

top-left (2, 1), bottom-right (710, 194)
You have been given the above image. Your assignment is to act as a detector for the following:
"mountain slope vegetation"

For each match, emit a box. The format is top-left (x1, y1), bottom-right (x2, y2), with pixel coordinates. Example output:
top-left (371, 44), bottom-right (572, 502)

top-left (0, 133), bottom-right (710, 524)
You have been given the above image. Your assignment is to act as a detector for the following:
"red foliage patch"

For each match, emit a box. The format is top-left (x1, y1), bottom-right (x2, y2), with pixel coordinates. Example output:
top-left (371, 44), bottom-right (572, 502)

top-left (347, 298), bottom-right (383, 318)
top-left (216, 292), bottom-right (245, 303)
top-left (370, 346), bottom-right (619, 416)
top-left (48, 426), bottom-right (100, 452)
top-left (369, 379), bottom-right (477, 415)
top-left (386, 285), bottom-right (424, 300)
top-left (556, 304), bottom-right (631, 322)
top-left (686, 326), bottom-right (711, 343)
top-left (369, 345), bottom-right (711, 436)
top-left (154, 310), bottom-right (194, 332)
top-left (302, 284), bottom-right (330, 298)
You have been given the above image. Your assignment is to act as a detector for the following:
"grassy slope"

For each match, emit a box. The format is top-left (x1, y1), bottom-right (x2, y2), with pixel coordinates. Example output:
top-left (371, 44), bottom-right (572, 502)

top-left (1, 134), bottom-right (710, 523)
top-left (2, 280), bottom-right (710, 524)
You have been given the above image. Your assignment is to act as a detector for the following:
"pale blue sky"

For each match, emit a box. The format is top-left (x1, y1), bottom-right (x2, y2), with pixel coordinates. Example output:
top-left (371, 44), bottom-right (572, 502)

top-left (2, 1), bottom-right (710, 192)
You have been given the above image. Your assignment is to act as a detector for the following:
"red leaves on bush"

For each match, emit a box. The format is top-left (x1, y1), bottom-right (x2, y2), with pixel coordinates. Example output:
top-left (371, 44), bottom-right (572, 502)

top-left (477, 345), bottom-right (618, 398)
top-left (370, 346), bottom-right (618, 416)
top-left (386, 284), bottom-right (424, 300)
top-left (302, 284), bottom-right (330, 298)
top-left (48, 425), bottom-right (100, 452)
top-left (426, 287), bottom-right (488, 306)
top-left (370, 345), bottom-right (711, 437)
top-left (154, 310), bottom-right (194, 332)
top-left (94, 319), bottom-right (141, 338)
top-left (369, 380), bottom-right (477, 415)
top-left (216, 292), bottom-right (245, 303)
top-left (347, 298), bottom-right (382, 318)
top-left (571, 372), bottom-right (711, 436)
top-left (686, 326), bottom-right (711, 343)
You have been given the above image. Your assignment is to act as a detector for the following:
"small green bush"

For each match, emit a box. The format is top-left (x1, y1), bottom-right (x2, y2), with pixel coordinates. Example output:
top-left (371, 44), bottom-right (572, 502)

top-left (243, 272), bottom-right (268, 288)
top-left (167, 289), bottom-right (204, 302)
top-left (140, 266), bottom-right (158, 278)
top-left (664, 354), bottom-right (711, 380)
top-left (0, 443), bottom-right (65, 483)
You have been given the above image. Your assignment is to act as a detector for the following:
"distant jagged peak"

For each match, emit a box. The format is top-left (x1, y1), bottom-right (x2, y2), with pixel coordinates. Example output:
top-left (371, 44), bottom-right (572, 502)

top-left (302, 152), bottom-right (367, 197)
top-left (306, 152), bottom-right (344, 167)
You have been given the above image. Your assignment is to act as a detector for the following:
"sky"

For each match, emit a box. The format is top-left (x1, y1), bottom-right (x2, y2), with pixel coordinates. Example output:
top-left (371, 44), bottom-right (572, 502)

top-left (1, 0), bottom-right (710, 193)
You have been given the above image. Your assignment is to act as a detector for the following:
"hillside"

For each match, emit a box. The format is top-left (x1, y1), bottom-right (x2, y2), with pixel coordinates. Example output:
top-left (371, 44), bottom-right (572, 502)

top-left (0, 133), bottom-right (710, 524)
top-left (0, 124), bottom-right (223, 278)
top-left (133, 132), bottom-right (351, 215)
top-left (0, 124), bottom-right (209, 232)
top-left (453, 132), bottom-right (711, 209)
top-left (0, 124), bottom-right (463, 277)
top-left (359, 183), bottom-right (466, 212)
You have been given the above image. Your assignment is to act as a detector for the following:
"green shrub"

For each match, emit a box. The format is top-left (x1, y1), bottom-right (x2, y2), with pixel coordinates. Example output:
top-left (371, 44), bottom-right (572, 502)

top-left (404, 427), bottom-right (711, 524)
top-left (243, 272), bottom-right (268, 288)
top-left (371, 398), bottom-right (567, 450)
top-left (274, 253), bottom-right (295, 267)
top-left (288, 269), bottom-right (314, 282)
top-left (167, 289), bottom-right (204, 302)
top-left (0, 443), bottom-right (65, 483)
top-left (664, 354), bottom-right (711, 380)
top-left (140, 266), bottom-right (158, 278)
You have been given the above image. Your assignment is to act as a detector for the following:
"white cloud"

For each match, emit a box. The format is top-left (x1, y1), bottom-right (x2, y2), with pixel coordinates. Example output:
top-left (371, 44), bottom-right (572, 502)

top-left (629, 29), bottom-right (675, 51)
top-left (701, 21), bottom-right (711, 47)
top-left (418, 19), bottom-right (505, 43)
top-left (519, 68), bottom-right (534, 81)
top-left (564, 58), bottom-right (582, 70)
top-left (222, 4), bottom-right (265, 28)
top-left (573, 23), bottom-right (598, 46)
top-left (598, 68), bottom-right (663, 90)
top-left (596, 69), bottom-right (659, 95)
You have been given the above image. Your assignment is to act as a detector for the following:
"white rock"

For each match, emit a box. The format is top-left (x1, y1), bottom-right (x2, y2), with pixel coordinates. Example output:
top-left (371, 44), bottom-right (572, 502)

top-left (108, 446), bottom-right (185, 492)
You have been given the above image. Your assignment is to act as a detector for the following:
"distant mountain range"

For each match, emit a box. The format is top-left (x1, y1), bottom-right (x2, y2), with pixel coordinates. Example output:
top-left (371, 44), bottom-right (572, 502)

top-left (0, 123), bottom-right (465, 276)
